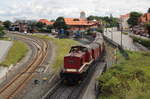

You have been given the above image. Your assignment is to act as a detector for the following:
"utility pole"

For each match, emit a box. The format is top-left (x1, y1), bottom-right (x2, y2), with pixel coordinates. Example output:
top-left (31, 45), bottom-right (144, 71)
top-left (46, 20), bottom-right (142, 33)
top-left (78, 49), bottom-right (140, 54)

top-left (105, 24), bottom-right (107, 33)
top-left (111, 28), bottom-right (113, 40)
top-left (119, 19), bottom-right (123, 47)
top-left (121, 26), bottom-right (123, 47)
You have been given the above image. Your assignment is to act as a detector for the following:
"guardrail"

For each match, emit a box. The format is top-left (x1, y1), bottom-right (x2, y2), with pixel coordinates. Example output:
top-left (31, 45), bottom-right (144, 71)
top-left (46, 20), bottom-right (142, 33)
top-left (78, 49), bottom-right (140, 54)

top-left (103, 35), bottom-right (129, 59)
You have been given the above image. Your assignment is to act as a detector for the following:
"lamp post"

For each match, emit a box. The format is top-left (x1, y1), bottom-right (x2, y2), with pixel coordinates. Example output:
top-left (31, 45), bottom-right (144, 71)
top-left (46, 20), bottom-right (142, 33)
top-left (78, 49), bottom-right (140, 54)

top-left (120, 24), bottom-right (123, 47)
top-left (111, 28), bottom-right (113, 40)
top-left (106, 23), bottom-right (108, 33)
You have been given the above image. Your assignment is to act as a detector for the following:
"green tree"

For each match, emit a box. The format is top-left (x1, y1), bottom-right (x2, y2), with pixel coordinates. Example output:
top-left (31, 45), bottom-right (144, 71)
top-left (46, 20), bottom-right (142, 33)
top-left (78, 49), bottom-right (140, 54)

top-left (3, 20), bottom-right (11, 29)
top-left (35, 22), bottom-right (45, 28)
top-left (50, 20), bottom-right (55, 22)
top-left (46, 25), bottom-right (54, 32)
top-left (87, 15), bottom-right (119, 27)
top-left (87, 15), bottom-right (95, 21)
top-left (53, 17), bottom-right (68, 30)
top-left (127, 12), bottom-right (142, 27)
top-left (28, 22), bottom-right (37, 32)
top-left (0, 26), bottom-right (5, 37)
top-left (148, 8), bottom-right (150, 13)
top-left (47, 25), bottom-right (53, 30)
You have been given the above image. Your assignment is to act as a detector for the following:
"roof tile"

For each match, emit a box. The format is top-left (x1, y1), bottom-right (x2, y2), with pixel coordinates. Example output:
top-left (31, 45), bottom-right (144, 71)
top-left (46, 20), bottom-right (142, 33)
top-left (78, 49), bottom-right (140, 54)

top-left (39, 19), bottom-right (54, 25)
top-left (64, 18), bottom-right (95, 26)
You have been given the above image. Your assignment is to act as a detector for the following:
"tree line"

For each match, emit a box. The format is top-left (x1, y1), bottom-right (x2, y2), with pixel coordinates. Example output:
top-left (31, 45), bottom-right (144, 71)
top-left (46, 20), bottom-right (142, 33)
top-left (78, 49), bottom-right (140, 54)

top-left (127, 8), bottom-right (150, 36)
top-left (87, 15), bottom-right (119, 28)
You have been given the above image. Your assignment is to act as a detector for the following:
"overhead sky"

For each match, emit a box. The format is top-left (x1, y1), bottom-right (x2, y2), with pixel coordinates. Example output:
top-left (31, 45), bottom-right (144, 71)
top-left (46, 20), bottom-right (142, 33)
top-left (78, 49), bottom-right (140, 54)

top-left (0, 0), bottom-right (149, 21)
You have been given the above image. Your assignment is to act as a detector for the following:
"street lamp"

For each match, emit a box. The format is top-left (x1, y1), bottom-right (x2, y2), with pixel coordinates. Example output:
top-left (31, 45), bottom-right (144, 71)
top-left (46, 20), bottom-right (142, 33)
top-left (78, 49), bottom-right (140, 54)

top-left (111, 28), bottom-right (113, 40)
top-left (120, 24), bottom-right (123, 47)
top-left (105, 23), bottom-right (110, 37)
top-left (105, 23), bottom-right (108, 33)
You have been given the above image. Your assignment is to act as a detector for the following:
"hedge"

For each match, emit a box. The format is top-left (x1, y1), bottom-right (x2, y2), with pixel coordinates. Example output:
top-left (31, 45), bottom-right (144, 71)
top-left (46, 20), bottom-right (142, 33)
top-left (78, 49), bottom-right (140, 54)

top-left (130, 35), bottom-right (150, 49)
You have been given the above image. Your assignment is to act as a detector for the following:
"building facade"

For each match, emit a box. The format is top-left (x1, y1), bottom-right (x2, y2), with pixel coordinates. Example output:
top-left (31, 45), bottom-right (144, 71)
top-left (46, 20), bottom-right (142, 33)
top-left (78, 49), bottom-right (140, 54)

top-left (64, 18), bottom-right (101, 32)
top-left (120, 14), bottom-right (130, 30)
top-left (139, 13), bottom-right (150, 24)
top-left (80, 11), bottom-right (86, 19)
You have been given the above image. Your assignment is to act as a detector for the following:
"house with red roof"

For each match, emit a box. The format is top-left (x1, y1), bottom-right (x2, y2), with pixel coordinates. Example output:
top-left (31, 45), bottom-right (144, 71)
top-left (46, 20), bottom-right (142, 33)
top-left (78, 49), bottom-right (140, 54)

top-left (64, 18), bottom-right (101, 31)
top-left (120, 14), bottom-right (130, 19)
top-left (120, 14), bottom-right (130, 30)
top-left (139, 13), bottom-right (150, 24)
top-left (39, 19), bottom-right (54, 25)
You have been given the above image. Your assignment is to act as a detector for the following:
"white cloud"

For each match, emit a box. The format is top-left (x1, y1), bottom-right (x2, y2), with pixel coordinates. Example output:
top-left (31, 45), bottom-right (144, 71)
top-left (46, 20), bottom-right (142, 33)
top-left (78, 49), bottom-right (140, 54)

top-left (0, 0), bottom-right (149, 21)
top-left (93, 0), bottom-right (150, 17)
top-left (0, 10), bottom-right (5, 14)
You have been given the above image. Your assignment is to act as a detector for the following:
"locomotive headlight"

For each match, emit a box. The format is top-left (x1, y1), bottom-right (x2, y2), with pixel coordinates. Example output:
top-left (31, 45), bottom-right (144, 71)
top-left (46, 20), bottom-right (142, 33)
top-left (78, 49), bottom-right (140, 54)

top-left (66, 69), bottom-right (78, 72)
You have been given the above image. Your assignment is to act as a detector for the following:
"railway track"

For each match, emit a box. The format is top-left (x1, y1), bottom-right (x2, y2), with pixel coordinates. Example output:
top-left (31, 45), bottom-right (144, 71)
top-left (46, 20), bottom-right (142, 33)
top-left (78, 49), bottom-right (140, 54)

top-left (43, 57), bottom-right (105, 99)
top-left (43, 34), bottom-right (148, 99)
top-left (0, 34), bottom-right (49, 99)
top-left (42, 33), bottom-right (106, 99)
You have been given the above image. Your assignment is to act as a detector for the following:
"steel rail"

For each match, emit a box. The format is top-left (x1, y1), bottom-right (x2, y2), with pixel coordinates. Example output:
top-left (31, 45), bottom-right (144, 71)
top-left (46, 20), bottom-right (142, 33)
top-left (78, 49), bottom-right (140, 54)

top-left (0, 34), bottom-right (49, 99)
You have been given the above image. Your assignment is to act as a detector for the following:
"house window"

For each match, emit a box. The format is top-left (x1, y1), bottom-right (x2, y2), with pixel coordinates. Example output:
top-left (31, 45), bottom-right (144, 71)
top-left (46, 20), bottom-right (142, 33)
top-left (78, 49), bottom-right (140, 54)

top-left (73, 19), bottom-right (79, 21)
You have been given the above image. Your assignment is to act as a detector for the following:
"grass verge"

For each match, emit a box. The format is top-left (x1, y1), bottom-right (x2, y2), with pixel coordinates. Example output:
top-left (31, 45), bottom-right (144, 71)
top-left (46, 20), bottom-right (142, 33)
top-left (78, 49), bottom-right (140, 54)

top-left (98, 51), bottom-right (150, 99)
top-left (130, 35), bottom-right (150, 49)
top-left (0, 40), bottom-right (28, 67)
top-left (0, 37), bottom-right (10, 41)
top-left (122, 32), bottom-right (128, 35)
top-left (32, 34), bottom-right (79, 72)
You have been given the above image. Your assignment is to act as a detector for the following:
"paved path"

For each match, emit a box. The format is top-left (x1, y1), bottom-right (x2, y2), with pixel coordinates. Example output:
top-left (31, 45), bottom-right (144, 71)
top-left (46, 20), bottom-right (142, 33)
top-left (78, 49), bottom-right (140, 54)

top-left (104, 28), bottom-right (139, 51)
top-left (82, 43), bottom-right (117, 99)
top-left (0, 40), bottom-right (12, 62)
top-left (82, 62), bottom-right (105, 99)
top-left (0, 40), bottom-right (12, 82)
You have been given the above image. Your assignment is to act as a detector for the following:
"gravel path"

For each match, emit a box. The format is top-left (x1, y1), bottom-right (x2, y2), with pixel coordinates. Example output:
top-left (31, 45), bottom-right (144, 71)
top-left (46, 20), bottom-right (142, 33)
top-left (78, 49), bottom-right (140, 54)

top-left (82, 62), bottom-right (105, 99)
top-left (82, 43), bottom-right (116, 99)
top-left (0, 35), bottom-right (34, 88)
top-left (17, 37), bottom-right (56, 99)
top-left (0, 40), bottom-right (12, 62)
top-left (0, 40), bottom-right (13, 82)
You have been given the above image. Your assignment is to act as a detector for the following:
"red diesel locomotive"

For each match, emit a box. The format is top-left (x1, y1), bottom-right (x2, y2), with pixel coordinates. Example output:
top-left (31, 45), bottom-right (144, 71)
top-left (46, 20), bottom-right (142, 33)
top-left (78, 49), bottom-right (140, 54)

top-left (60, 33), bottom-right (105, 83)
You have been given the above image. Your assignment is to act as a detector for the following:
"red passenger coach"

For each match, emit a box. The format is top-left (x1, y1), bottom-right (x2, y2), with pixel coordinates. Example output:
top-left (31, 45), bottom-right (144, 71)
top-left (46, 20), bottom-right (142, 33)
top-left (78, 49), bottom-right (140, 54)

top-left (60, 33), bottom-right (105, 84)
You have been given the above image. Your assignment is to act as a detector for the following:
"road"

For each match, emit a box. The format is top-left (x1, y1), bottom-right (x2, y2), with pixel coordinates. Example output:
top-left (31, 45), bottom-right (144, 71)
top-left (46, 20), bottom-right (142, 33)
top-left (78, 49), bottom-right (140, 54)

top-left (104, 28), bottom-right (139, 51)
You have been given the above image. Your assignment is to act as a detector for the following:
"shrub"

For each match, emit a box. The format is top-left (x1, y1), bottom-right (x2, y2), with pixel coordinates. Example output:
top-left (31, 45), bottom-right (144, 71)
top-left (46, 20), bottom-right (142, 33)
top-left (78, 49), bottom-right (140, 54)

top-left (130, 35), bottom-right (150, 48)
top-left (3, 20), bottom-right (11, 29)
top-left (0, 26), bottom-right (5, 37)
top-left (122, 32), bottom-right (128, 35)
top-left (97, 27), bottom-right (104, 33)
top-left (98, 51), bottom-right (150, 99)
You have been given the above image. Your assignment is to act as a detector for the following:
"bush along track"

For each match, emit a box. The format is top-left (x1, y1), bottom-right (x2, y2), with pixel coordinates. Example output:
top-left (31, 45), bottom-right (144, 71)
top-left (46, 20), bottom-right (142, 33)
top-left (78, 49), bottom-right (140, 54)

top-left (0, 40), bottom-right (28, 67)
top-left (130, 35), bottom-right (150, 49)
top-left (0, 37), bottom-right (10, 41)
top-left (32, 34), bottom-right (79, 72)
top-left (97, 51), bottom-right (150, 99)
